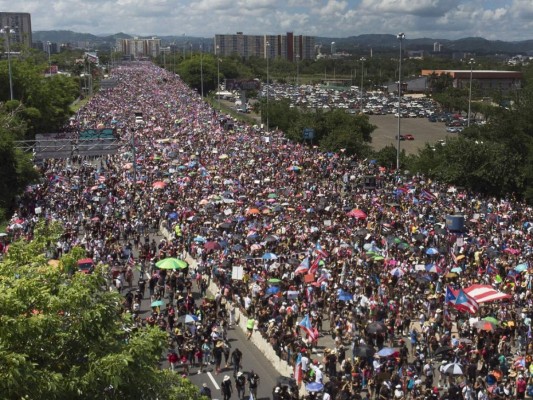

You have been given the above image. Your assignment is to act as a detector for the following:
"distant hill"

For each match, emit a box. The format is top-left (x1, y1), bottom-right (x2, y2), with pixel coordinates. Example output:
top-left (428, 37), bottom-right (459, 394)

top-left (33, 31), bottom-right (533, 55)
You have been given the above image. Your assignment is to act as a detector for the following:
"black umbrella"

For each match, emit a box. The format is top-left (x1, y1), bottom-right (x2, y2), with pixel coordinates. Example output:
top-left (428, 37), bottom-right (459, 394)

top-left (264, 235), bottom-right (280, 243)
top-left (366, 321), bottom-right (387, 334)
top-left (433, 346), bottom-right (452, 357)
top-left (353, 344), bottom-right (376, 358)
top-left (356, 228), bottom-right (369, 237)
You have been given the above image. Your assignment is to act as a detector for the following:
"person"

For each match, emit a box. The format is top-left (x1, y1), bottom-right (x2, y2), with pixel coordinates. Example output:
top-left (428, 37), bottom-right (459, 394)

top-left (167, 350), bottom-right (178, 372)
top-left (235, 371), bottom-right (246, 400)
top-left (246, 317), bottom-right (255, 340)
top-left (516, 374), bottom-right (527, 399)
top-left (221, 375), bottom-right (233, 400)
top-left (248, 370), bottom-right (259, 399)
top-left (231, 347), bottom-right (243, 376)
top-left (272, 386), bottom-right (282, 400)
top-left (200, 382), bottom-right (212, 399)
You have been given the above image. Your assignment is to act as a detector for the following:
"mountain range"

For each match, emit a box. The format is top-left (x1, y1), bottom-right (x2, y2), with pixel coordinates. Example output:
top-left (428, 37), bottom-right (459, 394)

top-left (32, 30), bottom-right (533, 55)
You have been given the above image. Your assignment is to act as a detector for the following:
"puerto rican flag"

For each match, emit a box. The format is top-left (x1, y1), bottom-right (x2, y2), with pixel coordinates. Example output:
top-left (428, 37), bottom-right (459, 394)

top-left (420, 189), bottom-right (437, 202)
top-left (127, 255), bottom-right (135, 266)
top-left (314, 242), bottom-right (329, 258)
top-left (295, 257), bottom-right (309, 275)
top-left (453, 289), bottom-right (479, 314)
top-left (298, 314), bottom-right (318, 341)
top-left (445, 286), bottom-right (458, 304)
top-left (294, 353), bottom-right (303, 385)
top-left (308, 255), bottom-right (323, 276)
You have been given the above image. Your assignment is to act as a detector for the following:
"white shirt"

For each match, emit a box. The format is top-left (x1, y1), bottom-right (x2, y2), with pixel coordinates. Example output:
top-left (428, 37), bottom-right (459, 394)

top-left (323, 393), bottom-right (331, 400)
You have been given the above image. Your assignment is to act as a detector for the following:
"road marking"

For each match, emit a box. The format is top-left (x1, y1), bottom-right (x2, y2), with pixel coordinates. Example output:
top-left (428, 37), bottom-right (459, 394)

top-left (207, 371), bottom-right (220, 390)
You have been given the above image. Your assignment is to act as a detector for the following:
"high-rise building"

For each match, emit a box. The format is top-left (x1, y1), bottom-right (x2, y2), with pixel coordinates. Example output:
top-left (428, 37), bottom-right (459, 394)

top-left (116, 37), bottom-right (161, 59)
top-left (214, 32), bottom-right (315, 61)
top-left (0, 12), bottom-right (32, 48)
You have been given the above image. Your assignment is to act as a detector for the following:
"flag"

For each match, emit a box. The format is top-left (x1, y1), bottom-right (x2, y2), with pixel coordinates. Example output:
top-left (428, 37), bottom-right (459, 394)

top-left (294, 352), bottom-right (303, 385)
top-left (445, 286), bottom-right (458, 304)
top-left (315, 242), bottom-right (328, 258)
top-left (453, 289), bottom-right (479, 314)
top-left (308, 255), bottom-right (322, 276)
top-left (420, 189), bottom-right (437, 202)
top-left (127, 255), bottom-right (135, 267)
top-left (295, 257), bottom-right (309, 275)
top-left (298, 314), bottom-right (318, 341)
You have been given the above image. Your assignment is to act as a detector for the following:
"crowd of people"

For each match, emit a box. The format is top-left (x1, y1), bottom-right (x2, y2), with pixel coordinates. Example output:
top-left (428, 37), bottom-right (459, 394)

top-left (5, 61), bottom-right (533, 400)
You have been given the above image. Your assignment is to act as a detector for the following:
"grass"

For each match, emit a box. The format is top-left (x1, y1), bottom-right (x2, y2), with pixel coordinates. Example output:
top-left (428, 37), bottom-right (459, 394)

top-left (70, 96), bottom-right (91, 113)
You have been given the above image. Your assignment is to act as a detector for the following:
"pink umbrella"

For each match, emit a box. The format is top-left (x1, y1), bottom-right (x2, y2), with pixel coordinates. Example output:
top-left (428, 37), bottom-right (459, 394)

top-left (152, 181), bottom-right (166, 189)
top-left (347, 209), bottom-right (367, 219)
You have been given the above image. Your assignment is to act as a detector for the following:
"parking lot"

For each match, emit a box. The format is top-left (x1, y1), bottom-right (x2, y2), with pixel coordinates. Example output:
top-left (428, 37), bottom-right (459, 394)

top-left (369, 114), bottom-right (452, 154)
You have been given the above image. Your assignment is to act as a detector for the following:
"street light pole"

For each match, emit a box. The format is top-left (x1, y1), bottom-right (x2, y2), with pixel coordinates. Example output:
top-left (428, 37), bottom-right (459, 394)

top-left (467, 58), bottom-right (475, 127)
top-left (360, 57), bottom-right (366, 113)
top-left (200, 44), bottom-right (204, 97)
top-left (216, 45), bottom-right (221, 111)
top-left (1, 26), bottom-right (15, 100)
top-left (296, 54), bottom-right (300, 87)
top-left (396, 32), bottom-right (405, 171)
top-left (47, 41), bottom-right (52, 76)
top-left (266, 41), bottom-right (270, 133)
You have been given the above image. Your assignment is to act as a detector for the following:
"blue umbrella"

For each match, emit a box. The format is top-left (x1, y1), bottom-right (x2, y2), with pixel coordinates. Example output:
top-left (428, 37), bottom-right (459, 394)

top-left (262, 252), bottom-right (278, 260)
top-left (306, 382), bottom-right (324, 392)
top-left (451, 267), bottom-right (463, 273)
top-left (426, 248), bottom-right (439, 255)
top-left (337, 289), bottom-right (353, 302)
top-left (377, 347), bottom-right (397, 357)
top-left (178, 314), bottom-right (199, 324)
top-left (515, 263), bottom-right (528, 272)
top-left (193, 236), bottom-right (206, 243)
top-left (168, 212), bottom-right (178, 219)
top-left (266, 286), bottom-right (280, 295)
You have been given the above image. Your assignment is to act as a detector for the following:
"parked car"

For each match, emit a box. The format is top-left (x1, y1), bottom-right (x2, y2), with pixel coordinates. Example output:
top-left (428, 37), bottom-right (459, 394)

top-left (404, 134), bottom-right (414, 140)
top-left (395, 135), bottom-right (406, 140)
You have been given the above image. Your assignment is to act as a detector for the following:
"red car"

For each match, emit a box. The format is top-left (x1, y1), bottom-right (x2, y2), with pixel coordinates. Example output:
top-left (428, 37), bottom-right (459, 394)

top-left (404, 134), bottom-right (415, 140)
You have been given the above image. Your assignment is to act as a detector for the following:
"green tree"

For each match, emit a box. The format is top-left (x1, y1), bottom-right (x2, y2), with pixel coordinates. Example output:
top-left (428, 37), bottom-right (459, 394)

top-left (0, 221), bottom-right (205, 400)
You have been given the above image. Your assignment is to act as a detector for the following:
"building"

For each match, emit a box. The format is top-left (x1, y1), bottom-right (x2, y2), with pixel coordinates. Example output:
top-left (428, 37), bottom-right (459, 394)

top-left (214, 32), bottom-right (315, 61)
top-left (0, 12), bottom-right (32, 48)
top-left (116, 37), bottom-right (161, 59)
top-left (421, 69), bottom-right (522, 94)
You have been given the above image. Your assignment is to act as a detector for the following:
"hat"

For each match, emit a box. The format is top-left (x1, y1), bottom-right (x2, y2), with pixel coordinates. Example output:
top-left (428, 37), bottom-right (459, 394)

top-left (216, 341), bottom-right (224, 348)
top-left (396, 384), bottom-right (402, 389)
top-left (433, 387), bottom-right (439, 394)
top-left (203, 383), bottom-right (208, 388)
top-left (436, 308), bottom-right (442, 313)
top-left (518, 374), bottom-right (524, 379)
top-left (223, 375), bottom-right (230, 382)
top-left (441, 360), bottom-right (447, 364)
top-left (237, 371), bottom-right (243, 377)
top-left (275, 387), bottom-right (280, 393)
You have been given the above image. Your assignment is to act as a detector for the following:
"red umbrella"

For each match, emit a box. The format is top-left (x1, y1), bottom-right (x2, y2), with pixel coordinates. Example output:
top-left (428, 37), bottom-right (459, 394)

top-left (347, 208), bottom-right (367, 219)
top-left (204, 241), bottom-right (221, 251)
top-left (152, 181), bottom-right (166, 189)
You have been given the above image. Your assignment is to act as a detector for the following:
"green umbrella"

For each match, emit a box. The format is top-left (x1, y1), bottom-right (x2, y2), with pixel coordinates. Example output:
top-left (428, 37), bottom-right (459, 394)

top-left (151, 300), bottom-right (164, 307)
top-left (268, 278), bottom-right (282, 284)
top-left (373, 256), bottom-right (385, 261)
top-left (267, 193), bottom-right (278, 199)
top-left (482, 316), bottom-right (499, 325)
top-left (156, 257), bottom-right (188, 270)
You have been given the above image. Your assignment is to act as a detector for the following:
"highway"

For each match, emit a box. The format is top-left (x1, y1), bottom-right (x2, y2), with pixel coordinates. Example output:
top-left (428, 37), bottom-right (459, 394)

top-left (127, 233), bottom-right (284, 400)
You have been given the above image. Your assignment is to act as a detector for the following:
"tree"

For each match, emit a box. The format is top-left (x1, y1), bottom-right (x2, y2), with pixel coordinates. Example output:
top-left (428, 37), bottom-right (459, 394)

top-left (0, 221), bottom-right (206, 400)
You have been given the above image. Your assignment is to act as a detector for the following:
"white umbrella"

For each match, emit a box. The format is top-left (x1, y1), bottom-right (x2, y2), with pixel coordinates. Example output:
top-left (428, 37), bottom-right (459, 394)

top-left (443, 362), bottom-right (464, 375)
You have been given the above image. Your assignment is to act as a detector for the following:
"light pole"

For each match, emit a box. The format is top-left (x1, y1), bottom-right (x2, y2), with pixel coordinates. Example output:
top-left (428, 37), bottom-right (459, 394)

top-left (360, 57), bottom-right (366, 113)
top-left (266, 40), bottom-right (270, 133)
top-left (47, 41), bottom-right (52, 76)
top-left (467, 58), bottom-right (475, 127)
top-left (200, 44), bottom-right (204, 97)
top-left (1, 26), bottom-right (15, 100)
top-left (216, 45), bottom-right (221, 111)
top-left (396, 32), bottom-right (405, 171)
top-left (190, 43), bottom-right (193, 59)
top-left (296, 54), bottom-right (300, 87)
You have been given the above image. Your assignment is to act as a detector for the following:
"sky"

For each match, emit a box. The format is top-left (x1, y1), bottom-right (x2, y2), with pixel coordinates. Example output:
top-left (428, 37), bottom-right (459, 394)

top-left (5, 0), bottom-right (533, 41)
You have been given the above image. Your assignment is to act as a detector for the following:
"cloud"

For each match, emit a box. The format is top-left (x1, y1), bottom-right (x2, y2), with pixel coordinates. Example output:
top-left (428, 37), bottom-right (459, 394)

top-left (0, 0), bottom-right (529, 41)
top-left (359, 0), bottom-right (460, 17)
